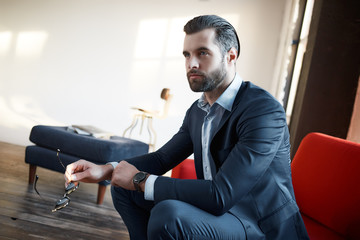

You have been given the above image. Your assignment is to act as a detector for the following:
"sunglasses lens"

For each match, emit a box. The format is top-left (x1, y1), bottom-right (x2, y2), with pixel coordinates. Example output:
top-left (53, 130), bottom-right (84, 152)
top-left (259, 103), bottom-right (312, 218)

top-left (65, 182), bottom-right (79, 195)
top-left (52, 196), bottom-right (70, 212)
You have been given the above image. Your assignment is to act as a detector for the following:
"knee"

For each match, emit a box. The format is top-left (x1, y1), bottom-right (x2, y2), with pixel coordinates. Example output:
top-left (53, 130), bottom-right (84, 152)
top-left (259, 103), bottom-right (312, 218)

top-left (110, 186), bottom-right (131, 212)
top-left (147, 200), bottom-right (189, 240)
top-left (111, 185), bottom-right (127, 201)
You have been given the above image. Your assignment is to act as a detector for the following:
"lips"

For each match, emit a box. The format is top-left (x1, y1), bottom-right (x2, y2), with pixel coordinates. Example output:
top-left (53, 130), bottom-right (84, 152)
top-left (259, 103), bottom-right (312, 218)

top-left (187, 70), bottom-right (204, 80)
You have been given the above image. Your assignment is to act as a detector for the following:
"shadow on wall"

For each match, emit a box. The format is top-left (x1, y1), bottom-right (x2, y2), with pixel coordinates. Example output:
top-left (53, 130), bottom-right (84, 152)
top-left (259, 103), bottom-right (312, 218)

top-left (0, 96), bottom-right (64, 145)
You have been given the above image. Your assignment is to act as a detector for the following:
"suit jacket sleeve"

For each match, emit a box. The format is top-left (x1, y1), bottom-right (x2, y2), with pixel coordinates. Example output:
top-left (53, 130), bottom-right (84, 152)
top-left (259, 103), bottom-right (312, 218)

top-left (126, 107), bottom-right (195, 176)
top-left (152, 88), bottom-right (289, 216)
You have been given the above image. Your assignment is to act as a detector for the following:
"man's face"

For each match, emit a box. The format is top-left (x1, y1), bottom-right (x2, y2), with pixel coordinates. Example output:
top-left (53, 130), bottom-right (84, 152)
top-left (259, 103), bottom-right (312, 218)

top-left (183, 28), bottom-right (227, 92)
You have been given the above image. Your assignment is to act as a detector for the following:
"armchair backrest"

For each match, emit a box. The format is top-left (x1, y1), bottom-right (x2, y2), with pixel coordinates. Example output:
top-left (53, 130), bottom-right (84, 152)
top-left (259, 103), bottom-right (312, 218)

top-left (291, 132), bottom-right (360, 238)
top-left (171, 159), bottom-right (196, 179)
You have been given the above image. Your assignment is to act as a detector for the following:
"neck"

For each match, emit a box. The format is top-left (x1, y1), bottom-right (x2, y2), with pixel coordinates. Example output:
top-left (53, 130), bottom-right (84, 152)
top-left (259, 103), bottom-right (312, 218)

top-left (204, 71), bottom-right (236, 106)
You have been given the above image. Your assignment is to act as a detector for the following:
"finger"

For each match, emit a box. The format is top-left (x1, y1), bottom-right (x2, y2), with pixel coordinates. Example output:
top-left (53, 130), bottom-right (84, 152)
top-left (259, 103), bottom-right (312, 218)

top-left (64, 160), bottom-right (87, 183)
top-left (69, 171), bottom-right (88, 182)
top-left (65, 161), bottom-right (80, 176)
top-left (65, 164), bottom-right (79, 183)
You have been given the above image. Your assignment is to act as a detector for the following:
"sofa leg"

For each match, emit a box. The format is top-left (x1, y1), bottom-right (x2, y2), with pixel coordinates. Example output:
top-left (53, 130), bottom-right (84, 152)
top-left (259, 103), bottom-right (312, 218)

top-left (97, 185), bottom-right (107, 205)
top-left (29, 164), bottom-right (37, 184)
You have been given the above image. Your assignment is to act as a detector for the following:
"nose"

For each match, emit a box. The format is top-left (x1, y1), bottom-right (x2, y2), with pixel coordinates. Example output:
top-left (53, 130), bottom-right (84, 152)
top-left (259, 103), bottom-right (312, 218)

top-left (187, 56), bottom-right (199, 70)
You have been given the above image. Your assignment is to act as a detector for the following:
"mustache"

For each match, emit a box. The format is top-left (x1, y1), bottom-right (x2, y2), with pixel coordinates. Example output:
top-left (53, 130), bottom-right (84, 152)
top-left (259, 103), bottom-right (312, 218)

top-left (187, 70), bottom-right (205, 77)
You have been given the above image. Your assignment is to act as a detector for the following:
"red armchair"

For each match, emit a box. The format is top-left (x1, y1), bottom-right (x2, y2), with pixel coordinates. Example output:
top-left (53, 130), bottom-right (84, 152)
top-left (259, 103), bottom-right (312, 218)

top-left (171, 159), bottom-right (196, 179)
top-left (171, 133), bottom-right (360, 239)
top-left (291, 132), bottom-right (360, 239)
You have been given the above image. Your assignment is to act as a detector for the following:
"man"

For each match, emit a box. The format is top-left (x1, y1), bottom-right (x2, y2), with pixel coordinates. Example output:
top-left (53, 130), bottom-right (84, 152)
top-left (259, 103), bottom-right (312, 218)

top-left (65, 15), bottom-right (309, 239)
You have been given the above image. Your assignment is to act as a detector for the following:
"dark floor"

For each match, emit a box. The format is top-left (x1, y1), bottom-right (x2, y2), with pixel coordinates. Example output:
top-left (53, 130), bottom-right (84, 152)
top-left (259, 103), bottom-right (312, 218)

top-left (0, 142), bottom-right (130, 240)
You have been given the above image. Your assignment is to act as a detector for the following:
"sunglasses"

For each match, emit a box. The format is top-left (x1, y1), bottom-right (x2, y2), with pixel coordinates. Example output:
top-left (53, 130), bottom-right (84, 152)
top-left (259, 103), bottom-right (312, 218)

top-left (34, 149), bottom-right (79, 212)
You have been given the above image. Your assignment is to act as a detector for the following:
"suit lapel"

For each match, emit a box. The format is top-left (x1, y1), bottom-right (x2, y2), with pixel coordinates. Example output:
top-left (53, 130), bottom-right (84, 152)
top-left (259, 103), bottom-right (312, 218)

top-left (213, 82), bottom-right (246, 139)
top-left (192, 108), bottom-right (206, 179)
top-left (194, 82), bottom-right (248, 177)
top-left (209, 82), bottom-right (248, 172)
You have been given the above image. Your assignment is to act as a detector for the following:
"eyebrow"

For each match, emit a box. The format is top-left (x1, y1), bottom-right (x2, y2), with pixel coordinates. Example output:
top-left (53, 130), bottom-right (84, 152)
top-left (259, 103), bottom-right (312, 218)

top-left (197, 47), bottom-right (211, 51)
top-left (183, 47), bottom-right (211, 56)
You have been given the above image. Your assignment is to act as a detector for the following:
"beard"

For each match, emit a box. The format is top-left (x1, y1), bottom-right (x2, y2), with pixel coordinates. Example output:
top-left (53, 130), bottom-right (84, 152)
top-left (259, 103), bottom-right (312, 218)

top-left (187, 63), bottom-right (227, 92)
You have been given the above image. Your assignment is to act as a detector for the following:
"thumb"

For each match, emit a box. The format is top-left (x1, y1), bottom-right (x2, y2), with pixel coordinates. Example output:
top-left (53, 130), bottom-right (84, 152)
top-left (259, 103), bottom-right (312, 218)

top-left (70, 171), bottom-right (88, 182)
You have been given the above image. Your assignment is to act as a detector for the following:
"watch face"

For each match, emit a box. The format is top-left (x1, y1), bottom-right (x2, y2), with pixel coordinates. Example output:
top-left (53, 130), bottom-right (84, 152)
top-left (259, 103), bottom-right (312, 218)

top-left (134, 171), bottom-right (147, 182)
top-left (133, 172), bottom-right (148, 192)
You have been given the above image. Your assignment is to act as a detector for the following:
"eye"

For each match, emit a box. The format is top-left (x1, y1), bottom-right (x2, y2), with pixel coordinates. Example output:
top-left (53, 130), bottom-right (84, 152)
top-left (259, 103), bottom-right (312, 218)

top-left (199, 51), bottom-right (208, 56)
top-left (183, 52), bottom-right (190, 58)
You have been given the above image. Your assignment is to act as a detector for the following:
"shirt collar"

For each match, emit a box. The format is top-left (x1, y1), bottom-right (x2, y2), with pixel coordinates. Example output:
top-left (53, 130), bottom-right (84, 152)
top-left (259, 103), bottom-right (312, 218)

top-left (198, 73), bottom-right (242, 112)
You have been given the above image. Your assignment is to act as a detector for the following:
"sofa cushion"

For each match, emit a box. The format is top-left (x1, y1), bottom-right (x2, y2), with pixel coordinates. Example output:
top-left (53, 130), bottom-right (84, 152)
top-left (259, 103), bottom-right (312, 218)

top-left (29, 125), bottom-right (149, 164)
top-left (301, 214), bottom-right (344, 240)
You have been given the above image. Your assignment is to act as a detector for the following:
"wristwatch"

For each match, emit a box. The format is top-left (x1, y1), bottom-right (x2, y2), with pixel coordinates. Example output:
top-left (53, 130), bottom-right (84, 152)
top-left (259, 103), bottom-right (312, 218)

top-left (133, 171), bottom-right (148, 192)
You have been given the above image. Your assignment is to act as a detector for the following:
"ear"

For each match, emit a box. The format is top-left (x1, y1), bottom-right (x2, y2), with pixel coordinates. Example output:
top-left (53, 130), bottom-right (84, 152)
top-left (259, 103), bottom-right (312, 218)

top-left (227, 47), bottom-right (238, 64)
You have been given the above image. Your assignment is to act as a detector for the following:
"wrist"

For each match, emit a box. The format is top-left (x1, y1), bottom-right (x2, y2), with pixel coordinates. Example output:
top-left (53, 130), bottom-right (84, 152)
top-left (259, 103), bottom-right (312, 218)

top-left (133, 171), bottom-right (149, 192)
top-left (103, 163), bottom-right (114, 181)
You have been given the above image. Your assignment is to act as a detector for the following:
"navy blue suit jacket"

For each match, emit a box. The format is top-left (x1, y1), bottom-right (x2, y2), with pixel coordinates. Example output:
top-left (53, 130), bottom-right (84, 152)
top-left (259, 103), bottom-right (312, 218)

top-left (129, 81), bottom-right (308, 239)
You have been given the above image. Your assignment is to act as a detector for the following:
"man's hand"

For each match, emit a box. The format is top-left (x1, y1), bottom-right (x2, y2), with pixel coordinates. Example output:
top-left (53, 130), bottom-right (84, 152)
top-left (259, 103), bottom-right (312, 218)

top-left (64, 159), bottom-right (113, 186)
top-left (111, 161), bottom-right (143, 191)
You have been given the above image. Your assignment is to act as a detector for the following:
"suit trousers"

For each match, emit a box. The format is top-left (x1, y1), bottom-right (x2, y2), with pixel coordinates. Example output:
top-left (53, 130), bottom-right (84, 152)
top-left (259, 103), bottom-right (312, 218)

top-left (111, 186), bottom-right (246, 240)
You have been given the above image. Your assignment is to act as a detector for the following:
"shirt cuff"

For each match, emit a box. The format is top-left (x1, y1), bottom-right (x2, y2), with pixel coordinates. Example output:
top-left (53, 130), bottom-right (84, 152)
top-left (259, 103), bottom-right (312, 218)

top-left (106, 161), bottom-right (119, 169)
top-left (105, 162), bottom-right (118, 183)
top-left (144, 175), bottom-right (158, 201)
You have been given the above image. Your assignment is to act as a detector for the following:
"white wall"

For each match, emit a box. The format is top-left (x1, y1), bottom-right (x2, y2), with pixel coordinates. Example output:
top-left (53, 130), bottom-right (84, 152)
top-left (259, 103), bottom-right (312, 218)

top-left (0, 0), bottom-right (287, 149)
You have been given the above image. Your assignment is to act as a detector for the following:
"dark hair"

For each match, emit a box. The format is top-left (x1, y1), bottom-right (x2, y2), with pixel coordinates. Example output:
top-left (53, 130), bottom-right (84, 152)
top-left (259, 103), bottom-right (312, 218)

top-left (184, 15), bottom-right (240, 58)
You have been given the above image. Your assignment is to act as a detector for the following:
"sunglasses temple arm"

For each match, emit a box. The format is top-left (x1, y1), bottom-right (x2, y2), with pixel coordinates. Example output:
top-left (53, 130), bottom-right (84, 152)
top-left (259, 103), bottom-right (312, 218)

top-left (33, 175), bottom-right (45, 200)
top-left (57, 149), bottom-right (66, 170)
